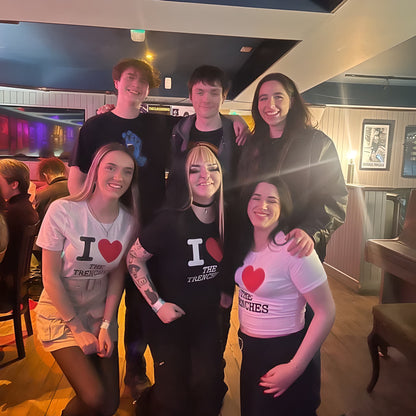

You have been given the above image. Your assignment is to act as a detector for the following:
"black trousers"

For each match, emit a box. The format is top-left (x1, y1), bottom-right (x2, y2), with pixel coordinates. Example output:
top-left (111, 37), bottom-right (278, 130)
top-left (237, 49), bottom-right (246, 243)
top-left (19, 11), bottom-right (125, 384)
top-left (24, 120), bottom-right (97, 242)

top-left (137, 305), bottom-right (227, 416)
top-left (124, 276), bottom-right (147, 380)
top-left (239, 329), bottom-right (321, 416)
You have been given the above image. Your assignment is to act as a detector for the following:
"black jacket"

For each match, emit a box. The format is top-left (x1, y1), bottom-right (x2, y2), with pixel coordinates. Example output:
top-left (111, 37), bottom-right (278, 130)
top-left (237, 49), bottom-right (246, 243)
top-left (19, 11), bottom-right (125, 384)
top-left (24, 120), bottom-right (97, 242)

top-left (239, 128), bottom-right (348, 261)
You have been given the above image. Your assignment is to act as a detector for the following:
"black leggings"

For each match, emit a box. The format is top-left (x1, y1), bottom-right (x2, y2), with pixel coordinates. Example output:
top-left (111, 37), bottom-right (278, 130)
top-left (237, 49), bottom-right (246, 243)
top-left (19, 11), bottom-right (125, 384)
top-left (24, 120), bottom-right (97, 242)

top-left (52, 343), bottom-right (120, 416)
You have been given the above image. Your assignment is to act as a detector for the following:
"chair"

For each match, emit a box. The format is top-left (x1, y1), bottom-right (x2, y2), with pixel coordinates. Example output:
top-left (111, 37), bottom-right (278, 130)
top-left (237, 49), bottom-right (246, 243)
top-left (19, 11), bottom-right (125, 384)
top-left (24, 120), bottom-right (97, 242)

top-left (0, 221), bottom-right (40, 360)
top-left (367, 302), bottom-right (416, 392)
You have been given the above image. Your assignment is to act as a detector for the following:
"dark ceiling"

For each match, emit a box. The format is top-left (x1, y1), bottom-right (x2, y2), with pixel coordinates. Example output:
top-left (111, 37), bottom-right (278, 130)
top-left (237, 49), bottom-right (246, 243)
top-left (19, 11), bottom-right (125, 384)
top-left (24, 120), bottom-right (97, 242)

top-left (0, 22), bottom-right (298, 101)
top-left (1, 0), bottom-right (415, 109)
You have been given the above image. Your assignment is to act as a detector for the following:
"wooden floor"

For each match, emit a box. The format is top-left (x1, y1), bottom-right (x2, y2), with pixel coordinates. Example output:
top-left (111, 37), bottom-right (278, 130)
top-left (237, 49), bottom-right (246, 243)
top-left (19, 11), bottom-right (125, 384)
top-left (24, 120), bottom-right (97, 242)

top-left (1, 275), bottom-right (416, 416)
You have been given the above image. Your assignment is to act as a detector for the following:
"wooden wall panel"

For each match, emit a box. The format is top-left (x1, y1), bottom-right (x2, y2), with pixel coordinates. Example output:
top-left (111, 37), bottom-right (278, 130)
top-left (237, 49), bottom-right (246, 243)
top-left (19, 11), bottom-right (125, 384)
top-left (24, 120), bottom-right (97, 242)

top-left (325, 187), bottom-right (385, 293)
top-left (319, 107), bottom-right (416, 189)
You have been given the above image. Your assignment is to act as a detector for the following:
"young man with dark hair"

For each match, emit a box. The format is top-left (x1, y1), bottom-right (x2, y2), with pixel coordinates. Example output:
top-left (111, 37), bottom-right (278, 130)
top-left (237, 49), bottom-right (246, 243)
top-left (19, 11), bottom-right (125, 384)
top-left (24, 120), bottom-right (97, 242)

top-left (168, 65), bottom-right (244, 204)
top-left (168, 66), bottom-right (245, 388)
top-left (0, 159), bottom-right (38, 312)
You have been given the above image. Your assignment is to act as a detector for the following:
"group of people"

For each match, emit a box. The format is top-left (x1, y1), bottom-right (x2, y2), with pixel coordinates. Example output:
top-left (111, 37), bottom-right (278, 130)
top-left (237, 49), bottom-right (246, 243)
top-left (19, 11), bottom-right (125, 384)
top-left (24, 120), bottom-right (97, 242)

top-left (27, 57), bottom-right (348, 416)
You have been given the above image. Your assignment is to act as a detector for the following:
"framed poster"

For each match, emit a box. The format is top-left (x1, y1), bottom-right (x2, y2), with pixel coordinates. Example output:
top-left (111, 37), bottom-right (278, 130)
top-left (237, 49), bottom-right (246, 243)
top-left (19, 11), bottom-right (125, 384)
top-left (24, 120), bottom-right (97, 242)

top-left (401, 125), bottom-right (416, 177)
top-left (360, 120), bottom-right (395, 170)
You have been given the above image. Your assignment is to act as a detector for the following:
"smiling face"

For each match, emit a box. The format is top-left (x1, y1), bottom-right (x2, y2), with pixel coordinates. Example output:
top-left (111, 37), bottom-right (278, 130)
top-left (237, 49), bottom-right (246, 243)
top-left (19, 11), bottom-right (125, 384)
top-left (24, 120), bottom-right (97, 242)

top-left (190, 81), bottom-right (224, 121)
top-left (114, 66), bottom-right (149, 106)
top-left (188, 155), bottom-right (221, 205)
top-left (247, 182), bottom-right (281, 233)
top-left (95, 150), bottom-right (135, 200)
top-left (257, 80), bottom-right (292, 137)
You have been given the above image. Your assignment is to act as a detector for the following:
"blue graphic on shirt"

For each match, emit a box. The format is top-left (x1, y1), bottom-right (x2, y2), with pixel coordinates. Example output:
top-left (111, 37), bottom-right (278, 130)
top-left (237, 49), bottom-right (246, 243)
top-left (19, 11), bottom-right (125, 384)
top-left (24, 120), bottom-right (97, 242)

top-left (122, 130), bottom-right (147, 167)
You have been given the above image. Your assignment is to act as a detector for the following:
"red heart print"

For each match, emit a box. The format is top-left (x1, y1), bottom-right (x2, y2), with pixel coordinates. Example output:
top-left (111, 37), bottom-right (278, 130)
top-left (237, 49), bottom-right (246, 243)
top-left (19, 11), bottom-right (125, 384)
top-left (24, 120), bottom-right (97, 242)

top-left (98, 239), bottom-right (122, 263)
top-left (242, 266), bottom-right (265, 293)
top-left (206, 237), bottom-right (223, 262)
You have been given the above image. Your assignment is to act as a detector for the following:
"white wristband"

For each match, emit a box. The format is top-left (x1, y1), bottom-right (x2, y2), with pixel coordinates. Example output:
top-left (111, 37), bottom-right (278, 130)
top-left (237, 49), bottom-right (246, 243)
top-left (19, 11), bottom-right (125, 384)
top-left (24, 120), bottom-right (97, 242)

top-left (100, 319), bottom-right (110, 330)
top-left (151, 298), bottom-right (165, 313)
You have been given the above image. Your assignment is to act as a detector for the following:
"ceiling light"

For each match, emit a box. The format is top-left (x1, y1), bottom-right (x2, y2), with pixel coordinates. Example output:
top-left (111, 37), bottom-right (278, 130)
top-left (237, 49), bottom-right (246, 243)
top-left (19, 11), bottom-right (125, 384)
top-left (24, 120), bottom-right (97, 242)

top-left (145, 53), bottom-right (154, 61)
top-left (130, 29), bottom-right (145, 42)
top-left (240, 46), bottom-right (252, 53)
top-left (165, 77), bottom-right (172, 90)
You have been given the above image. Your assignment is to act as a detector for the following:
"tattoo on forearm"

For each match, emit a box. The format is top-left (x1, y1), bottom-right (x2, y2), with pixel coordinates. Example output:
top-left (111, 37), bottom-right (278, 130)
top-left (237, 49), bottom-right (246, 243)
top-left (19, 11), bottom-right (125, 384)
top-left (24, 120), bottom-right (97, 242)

top-left (127, 264), bottom-right (140, 279)
top-left (144, 289), bottom-right (159, 305)
top-left (126, 239), bottom-right (159, 306)
top-left (128, 239), bottom-right (152, 261)
top-left (137, 277), bottom-right (147, 287)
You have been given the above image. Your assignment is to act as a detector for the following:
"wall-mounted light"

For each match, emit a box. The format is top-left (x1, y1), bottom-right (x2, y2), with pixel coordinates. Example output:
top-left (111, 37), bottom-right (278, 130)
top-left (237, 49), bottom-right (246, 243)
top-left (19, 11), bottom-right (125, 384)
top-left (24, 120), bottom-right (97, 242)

top-left (130, 29), bottom-right (145, 42)
top-left (346, 150), bottom-right (357, 184)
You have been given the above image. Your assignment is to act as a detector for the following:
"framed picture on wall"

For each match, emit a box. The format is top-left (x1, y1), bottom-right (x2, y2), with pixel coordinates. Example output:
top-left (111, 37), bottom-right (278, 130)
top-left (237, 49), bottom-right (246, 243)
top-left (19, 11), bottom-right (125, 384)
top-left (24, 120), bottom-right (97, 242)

top-left (401, 125), bottom-right (416, 177)
top-left (360, 120), bottom-right (395, 170)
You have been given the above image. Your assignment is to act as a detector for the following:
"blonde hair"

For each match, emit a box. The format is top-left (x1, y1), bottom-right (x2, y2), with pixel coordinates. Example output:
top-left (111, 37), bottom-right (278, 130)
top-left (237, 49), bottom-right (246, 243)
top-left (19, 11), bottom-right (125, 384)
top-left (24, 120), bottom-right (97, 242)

top-left (184, 145), bottom-right (224, 244)
top-left (68, 143), bottom-right (140, 232)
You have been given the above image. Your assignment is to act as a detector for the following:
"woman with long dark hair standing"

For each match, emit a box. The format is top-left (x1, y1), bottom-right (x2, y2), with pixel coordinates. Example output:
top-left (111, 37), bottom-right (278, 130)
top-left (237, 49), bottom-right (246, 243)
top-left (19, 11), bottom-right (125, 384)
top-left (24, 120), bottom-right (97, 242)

top-left (239, 73), bottom-right (347, 261)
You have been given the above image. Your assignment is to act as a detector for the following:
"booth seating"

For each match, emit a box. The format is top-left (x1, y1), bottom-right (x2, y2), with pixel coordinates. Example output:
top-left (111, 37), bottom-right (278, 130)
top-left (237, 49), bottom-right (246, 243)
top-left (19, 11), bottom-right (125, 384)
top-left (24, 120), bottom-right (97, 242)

top-left (367, 303), bottom-right (416, 392)
top-left (0, 221), bottom-right (40, 361)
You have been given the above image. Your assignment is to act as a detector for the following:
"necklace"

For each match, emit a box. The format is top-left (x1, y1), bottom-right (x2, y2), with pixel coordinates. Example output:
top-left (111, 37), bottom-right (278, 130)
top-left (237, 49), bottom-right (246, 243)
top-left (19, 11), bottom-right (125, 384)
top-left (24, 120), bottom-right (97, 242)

top-left (88, 202), bottom-right (118, 237)
top-left (192, 200), bottom-right (215, 215)
top-left (192, 200), bottom-right (215, 208)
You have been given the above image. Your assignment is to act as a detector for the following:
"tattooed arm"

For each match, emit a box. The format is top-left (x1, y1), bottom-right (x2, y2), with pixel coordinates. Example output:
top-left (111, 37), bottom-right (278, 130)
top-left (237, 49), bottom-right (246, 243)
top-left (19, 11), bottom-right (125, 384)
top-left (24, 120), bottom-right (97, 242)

top-left (126, 238), bottom-right (186, 324)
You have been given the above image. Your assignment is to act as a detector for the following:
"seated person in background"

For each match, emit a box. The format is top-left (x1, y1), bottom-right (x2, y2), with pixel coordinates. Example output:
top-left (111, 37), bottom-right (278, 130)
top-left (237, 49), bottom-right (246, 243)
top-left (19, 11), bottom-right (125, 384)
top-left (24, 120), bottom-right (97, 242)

top-left (31, 158), bottom-right (69, 298)
top-left (0, 159), bottom-right (39, 312)
top-left (35, 157), bottom-right (69, 221)
top-left (0, 213), bottom-right (8, 263)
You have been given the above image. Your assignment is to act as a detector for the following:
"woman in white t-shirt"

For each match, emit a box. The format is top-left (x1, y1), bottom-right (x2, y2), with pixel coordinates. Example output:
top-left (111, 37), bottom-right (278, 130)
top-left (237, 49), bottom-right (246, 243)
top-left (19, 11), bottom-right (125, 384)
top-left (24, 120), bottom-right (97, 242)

top-left (234, 177), bottom-right (335, 416)
top-left (35, 143), bottom-right (139, 416)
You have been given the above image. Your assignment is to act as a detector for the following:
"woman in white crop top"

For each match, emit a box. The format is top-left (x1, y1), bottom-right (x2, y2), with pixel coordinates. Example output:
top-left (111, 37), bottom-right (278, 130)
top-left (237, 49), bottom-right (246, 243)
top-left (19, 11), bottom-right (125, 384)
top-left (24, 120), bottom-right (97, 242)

top-left (234, 177), bottom-right (335, 416)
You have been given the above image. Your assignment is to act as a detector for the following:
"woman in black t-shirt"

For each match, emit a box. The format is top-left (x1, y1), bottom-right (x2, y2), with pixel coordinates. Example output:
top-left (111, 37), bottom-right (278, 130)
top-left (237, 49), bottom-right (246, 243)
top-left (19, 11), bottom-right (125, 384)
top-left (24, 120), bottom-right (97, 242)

top-left (126, 144), bottom-right (230, 416)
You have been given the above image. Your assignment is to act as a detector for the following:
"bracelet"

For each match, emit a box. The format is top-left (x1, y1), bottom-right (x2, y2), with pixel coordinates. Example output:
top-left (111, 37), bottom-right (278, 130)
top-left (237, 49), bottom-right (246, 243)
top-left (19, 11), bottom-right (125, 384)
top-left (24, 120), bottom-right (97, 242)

top-left (100, 319), bottom-right (111, 330)
top-left (151, 298), bottom-right (165, 313)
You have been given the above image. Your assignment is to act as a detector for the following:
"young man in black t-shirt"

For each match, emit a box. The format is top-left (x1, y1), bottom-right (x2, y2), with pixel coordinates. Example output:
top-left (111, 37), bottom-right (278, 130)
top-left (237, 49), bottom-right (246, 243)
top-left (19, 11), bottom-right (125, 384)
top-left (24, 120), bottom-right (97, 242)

top-left (68, 59), bottom-right (178, 400)
top-left (170, 65), bottom-right (245, 196)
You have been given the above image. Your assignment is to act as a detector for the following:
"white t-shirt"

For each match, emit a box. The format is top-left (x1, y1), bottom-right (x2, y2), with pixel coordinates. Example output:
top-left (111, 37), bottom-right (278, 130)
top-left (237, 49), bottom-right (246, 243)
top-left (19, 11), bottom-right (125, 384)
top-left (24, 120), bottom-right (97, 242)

top-left (37, 199), bottom-right (134, 279)
top-left (234, 232), bottom-right (327, 338)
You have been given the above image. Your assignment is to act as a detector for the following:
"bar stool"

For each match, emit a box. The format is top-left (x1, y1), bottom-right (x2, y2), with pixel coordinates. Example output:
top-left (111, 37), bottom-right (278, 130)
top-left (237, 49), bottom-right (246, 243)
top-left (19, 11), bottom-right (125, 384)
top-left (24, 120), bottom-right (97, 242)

top-left (367, 303), bottom-right (416, 392)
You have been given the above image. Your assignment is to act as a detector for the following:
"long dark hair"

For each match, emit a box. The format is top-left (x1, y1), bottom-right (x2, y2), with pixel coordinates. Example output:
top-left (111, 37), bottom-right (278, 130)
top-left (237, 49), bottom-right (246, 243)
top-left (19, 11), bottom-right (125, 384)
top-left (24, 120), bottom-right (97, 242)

top-left (238, 73), bottom-right (314, 186)
top-left (251, 73), bottom-right (313, 139)
top-left (235, 176), bottom-right (293, 268)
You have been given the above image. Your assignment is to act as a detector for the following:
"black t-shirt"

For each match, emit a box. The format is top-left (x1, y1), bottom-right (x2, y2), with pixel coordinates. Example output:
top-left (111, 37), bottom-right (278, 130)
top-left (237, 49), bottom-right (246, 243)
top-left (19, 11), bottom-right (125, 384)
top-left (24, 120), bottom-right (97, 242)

top-left (189, 124), bottom-right (223, 152)
top-left (140, 209), bottom-right (223, 313)
top-left (70, 111), bottom-right (178, 224)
